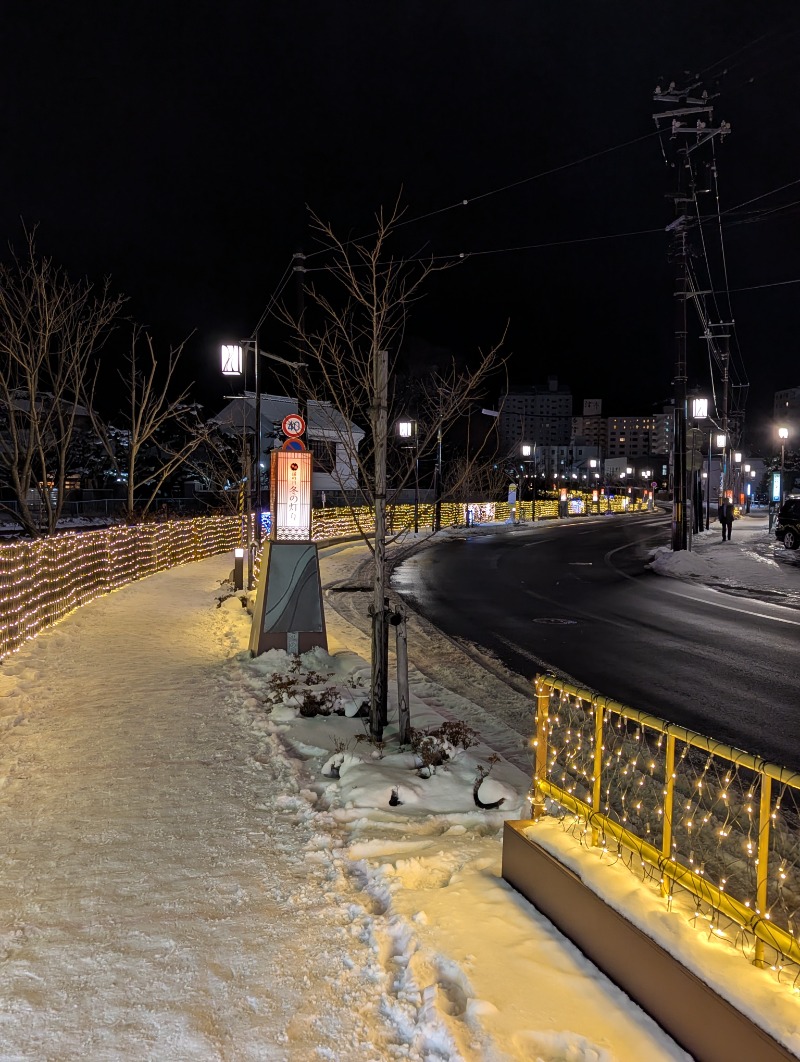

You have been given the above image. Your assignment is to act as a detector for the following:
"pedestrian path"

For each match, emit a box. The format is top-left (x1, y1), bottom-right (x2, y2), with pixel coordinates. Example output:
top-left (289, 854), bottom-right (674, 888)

top-left (0, 556), bottom-right (383, 1061)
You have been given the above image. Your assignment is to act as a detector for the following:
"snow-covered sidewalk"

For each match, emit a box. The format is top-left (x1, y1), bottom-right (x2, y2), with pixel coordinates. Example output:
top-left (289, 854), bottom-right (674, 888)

top-left (0, 542), bottom-right (696, 1061)
top-left (647, 510), bottom-right (800, 607)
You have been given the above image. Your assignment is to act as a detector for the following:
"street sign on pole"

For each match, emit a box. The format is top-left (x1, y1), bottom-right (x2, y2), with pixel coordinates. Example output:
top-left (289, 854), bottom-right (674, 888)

top-left (282, 413), bottom-right (306, 439)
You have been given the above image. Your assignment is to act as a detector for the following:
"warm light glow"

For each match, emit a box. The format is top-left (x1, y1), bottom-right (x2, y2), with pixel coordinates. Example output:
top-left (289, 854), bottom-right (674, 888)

top-left (0, 517), bottom-right (243, 660)
top-left (778, 427), bottom-right (789, 441)
top-left (274, 450), bottom-right (313, 540)
top-left (221, 343), bottom-right (243, 375)
top-left (691, 397), bottom-right (708, 419)
top-left (234, 547), bottom-right (245, 558)
top-left (397, 419), bottom-right (413, 439)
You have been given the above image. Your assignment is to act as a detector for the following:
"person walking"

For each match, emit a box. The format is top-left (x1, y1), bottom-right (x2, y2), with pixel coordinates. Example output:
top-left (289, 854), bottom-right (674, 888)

top-left (718, 496), bottom-right (735, 541)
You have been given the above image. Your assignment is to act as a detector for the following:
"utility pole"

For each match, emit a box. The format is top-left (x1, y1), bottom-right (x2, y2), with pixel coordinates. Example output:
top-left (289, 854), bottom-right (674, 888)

top-left (653, 78), bottom-right (731, 551)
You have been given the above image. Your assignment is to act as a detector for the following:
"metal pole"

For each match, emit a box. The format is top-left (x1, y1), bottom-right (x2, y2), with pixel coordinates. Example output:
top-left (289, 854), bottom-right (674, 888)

top-left (433, 425), bottom-right (443, 532)
top-left (532, 444), bottom-right (538, 520)
top-left (754, 772), bottom-right (772, 968)
top-left (253, 331), bottom-right (262, 545)
top-left (706, 431), bottom-right (712, 531)
top-left (532, 676), bottom-right (549, 820)
top-left (661, 734), bottom-right (676, 898)
top-left (413, 426), bottom-right (419, 534)
top-left (591, 696), bottom-right (604, 847)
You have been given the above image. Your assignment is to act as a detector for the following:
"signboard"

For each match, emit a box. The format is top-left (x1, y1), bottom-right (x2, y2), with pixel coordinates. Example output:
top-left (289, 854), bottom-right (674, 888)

top-left (771, 472), bottom-right (782, 503)
top-left (507, 484), bottom-right (517, 504)
top-left (272, 450), bottom-right (312, 540)
top-left (282, 413), bottom-right (306, 438)
top-left (651, 481), bottom-right (658, 491)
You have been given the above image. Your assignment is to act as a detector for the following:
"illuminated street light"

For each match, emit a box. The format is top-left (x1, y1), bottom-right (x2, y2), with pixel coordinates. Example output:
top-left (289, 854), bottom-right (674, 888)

top-left (779, 427), bottom-right (789, 506)
top-left (396, 418), bottom-right (419, 533)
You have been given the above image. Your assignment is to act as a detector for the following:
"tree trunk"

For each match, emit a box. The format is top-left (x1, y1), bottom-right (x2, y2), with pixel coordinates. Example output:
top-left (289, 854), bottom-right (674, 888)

top-left (370, 348), bottom-right (388, 741)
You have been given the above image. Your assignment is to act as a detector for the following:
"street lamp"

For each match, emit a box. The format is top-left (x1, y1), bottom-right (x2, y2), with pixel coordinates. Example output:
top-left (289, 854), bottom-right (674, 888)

top-left (779, 427), bottom-right (789, 506)
top-left (396, 418), bottom-right (419, 533)
top-left (521, 443), bottom-right (538, 520)
top-left (220, 339), bottom-right (306, 545)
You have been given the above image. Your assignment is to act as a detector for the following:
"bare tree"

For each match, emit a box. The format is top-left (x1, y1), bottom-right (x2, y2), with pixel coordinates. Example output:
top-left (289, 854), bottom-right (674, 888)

top-left (0, 230), bottom-right (125, 536)
top-left (88, 329), bottom-right (209, 519)
top-left (443, 453), bottom-right (507, 504)
top-left (282, 199), bottom-right (503, 740)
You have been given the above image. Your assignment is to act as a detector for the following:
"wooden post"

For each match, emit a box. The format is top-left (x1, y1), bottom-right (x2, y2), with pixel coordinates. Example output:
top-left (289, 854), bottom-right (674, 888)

top-left (395, 609), bottom-right (410, 745)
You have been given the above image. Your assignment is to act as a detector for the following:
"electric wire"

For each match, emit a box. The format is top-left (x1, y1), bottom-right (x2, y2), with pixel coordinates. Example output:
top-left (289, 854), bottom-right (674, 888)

top-left (251, 262), bottom-right (294, 336)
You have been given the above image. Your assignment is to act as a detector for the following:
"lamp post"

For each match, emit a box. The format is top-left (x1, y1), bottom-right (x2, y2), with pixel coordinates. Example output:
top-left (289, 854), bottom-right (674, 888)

top-left (715, 432), bottom-right (727, 507)
top-left (779, 427), bottom-right (789, 506)
top-left (522, 443), bottom-right (537, 520)
top-left (734, 451), bottom-right (742, 510)
top-left (222, 336), bottom-right (264, 541)
top-left (396, 418), bottom-right (419, 533)
top-left (221, 339), bottom-right (306, 545)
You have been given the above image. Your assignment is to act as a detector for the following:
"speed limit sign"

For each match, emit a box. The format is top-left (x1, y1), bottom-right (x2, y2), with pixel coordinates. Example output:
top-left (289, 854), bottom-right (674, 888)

top-left (281, 413), bottom-right (306, 438)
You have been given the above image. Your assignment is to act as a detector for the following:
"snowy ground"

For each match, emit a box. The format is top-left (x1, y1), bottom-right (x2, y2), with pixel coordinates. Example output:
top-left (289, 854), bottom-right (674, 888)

top-left (646, 509), bottom-right (800, 610)
top-left (0, 509), bottom-right (796, 1060)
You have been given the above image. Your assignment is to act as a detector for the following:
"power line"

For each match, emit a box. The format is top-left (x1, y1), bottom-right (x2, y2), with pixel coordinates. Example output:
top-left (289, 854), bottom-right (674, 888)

top-left (397, 128), bottom-right (666, 227)
top-left (729, 276), bottom-right (800, 293)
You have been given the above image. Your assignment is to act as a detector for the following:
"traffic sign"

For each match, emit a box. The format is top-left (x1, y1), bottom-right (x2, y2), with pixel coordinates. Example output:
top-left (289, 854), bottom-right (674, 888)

top-left (281, 413), bottom-right (306, 438)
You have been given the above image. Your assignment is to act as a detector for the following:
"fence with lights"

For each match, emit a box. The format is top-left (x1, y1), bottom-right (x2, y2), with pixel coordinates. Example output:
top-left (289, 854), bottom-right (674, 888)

top-left (530, 673), bottom-right (800, 980)
top-left (0, 490), bottom-right (650, 661)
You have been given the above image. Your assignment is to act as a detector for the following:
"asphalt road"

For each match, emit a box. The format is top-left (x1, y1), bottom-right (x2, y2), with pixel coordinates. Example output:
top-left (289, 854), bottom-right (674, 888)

top-left (392, 512), bottom-right (800, 770)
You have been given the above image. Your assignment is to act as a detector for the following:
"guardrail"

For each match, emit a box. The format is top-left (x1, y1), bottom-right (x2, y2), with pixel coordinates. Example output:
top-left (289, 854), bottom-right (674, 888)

top-left (530, 673), bottom-right (800, 973)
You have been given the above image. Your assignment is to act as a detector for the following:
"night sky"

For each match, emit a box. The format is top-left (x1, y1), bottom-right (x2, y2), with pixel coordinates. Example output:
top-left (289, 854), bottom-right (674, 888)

top-left (3, 2), bottom-right (799, 444)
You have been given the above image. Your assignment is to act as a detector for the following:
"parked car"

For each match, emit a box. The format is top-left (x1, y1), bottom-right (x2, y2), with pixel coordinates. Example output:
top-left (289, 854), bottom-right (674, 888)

top-left (775, 496), bottom-right (800, 550)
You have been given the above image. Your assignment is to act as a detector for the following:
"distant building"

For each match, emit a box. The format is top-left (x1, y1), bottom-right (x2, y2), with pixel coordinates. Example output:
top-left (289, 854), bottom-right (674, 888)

top-left (498, 376), bottom-right (573, 459)
top-left (774, 385), bottom-right (800, 433)
top-left (606, 414), bottom-right (672, 459)
top-left (571, 414), bottom-right (605, 451)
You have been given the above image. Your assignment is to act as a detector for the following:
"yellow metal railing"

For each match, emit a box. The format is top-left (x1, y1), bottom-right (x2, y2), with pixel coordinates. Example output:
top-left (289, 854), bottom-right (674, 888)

top-left (531, 674), bottom-right (800, 971)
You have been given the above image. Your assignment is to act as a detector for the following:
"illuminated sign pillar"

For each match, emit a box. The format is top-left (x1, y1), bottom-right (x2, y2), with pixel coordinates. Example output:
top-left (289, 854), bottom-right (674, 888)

top-left (249, 424), bottom-right (328, 657)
